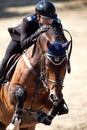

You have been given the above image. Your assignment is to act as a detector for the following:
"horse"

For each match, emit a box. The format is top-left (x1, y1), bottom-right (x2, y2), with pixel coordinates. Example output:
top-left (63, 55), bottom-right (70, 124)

top-left (0, 24), bottom-right (72, 130)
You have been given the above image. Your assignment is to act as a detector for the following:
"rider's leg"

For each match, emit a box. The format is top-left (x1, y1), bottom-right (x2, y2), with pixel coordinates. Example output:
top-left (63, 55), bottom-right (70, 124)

top-left (0, 40), bottom-right (22, 88)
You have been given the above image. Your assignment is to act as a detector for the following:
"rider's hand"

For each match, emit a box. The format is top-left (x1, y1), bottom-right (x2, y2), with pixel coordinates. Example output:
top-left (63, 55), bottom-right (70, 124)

top-left (35, 25), bottom-right (50, 37)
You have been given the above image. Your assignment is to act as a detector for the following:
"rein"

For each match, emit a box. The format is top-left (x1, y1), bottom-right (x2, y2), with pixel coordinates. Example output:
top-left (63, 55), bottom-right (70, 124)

top-left (63, 29), bottom-right (72, 61)
top-left (39, 55), bottom-right (49, 90)
top-left (63, 29), bottom-right (73, 73)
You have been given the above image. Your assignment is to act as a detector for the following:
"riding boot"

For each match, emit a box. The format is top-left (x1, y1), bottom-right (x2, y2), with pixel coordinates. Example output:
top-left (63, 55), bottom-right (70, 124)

top-left (0, 62), bottom-right (6, 89)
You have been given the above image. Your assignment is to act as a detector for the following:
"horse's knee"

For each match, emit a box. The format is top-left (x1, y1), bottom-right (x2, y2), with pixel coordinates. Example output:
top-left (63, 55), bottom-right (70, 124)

top-left (15, 86), bottom-right (27, 103)
top-left (9, 86), bottom-right (27, 105)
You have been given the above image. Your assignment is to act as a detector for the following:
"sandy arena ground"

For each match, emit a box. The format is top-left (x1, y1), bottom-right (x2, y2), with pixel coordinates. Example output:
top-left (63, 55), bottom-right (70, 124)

top-left (0, 0), bottom-right (87, 130)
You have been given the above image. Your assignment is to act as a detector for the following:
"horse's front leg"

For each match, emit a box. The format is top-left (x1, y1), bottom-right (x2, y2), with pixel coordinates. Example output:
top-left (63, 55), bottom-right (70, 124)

top-left (9, 86), bottom-right (27, 125)
top-left (34, 98), bottom-right (69, 125)
top-left (48, 98), bottom-right (69, 117)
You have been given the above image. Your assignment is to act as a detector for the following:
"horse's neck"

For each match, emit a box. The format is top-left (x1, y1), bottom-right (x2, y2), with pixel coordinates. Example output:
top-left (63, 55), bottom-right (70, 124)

top-left (44, 28), bottom-right (56, 43)
top-left (25, 42), bottom-right (42, 66)
top-left (25, 27), bottom-right (56, 63)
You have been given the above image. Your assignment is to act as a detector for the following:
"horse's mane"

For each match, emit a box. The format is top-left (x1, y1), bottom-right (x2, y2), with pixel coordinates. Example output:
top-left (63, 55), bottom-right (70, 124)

top-left (51, 22), bottom-right (67, 43)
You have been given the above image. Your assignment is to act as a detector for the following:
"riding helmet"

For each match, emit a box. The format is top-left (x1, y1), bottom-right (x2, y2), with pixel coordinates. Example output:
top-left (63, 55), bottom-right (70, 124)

top-left (35, 0), bottom-right (57, 19)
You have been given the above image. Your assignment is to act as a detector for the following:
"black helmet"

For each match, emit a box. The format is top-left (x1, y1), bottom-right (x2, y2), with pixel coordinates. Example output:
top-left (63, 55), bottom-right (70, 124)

top-left (35, 0), bottom-right (57, 19)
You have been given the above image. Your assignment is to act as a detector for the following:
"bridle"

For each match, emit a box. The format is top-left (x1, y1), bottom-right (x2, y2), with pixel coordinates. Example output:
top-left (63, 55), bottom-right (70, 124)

top-left (39, 28), bottom-right (73, 90)
top-left (48, 78), bottom-right (64, 90)
top-left (22, 50), bottom-right (66, 92)
top-left (39, 53), bottom-right (67, 91)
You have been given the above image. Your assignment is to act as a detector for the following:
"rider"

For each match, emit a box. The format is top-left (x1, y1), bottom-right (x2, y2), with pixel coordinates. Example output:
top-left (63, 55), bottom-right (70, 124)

top-left (0, 0), bottom-right (67, 88)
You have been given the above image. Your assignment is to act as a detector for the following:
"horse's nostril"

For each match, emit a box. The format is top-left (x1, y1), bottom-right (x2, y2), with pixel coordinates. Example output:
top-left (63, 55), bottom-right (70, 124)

top-left (50, 94), bottom-right (54, 100)
top-left (50, 93), bottom-right (59, 102)
top-left (49, 94), bottom-right (54, 102)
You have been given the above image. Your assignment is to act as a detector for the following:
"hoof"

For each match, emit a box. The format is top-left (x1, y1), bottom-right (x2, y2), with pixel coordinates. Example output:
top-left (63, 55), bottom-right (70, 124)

top-left (6, 119), bottom-right (19, 130)
top-left (11, 114), bottom-right (22, 125)
top-left (34, 111), bottom-right (52, 125)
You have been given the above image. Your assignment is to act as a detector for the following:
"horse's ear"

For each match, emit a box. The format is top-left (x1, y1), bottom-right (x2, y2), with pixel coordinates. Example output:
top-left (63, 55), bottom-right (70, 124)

top-left (62, 41), bottom-right (70, 50)
top-left (47, 41), bottom-right (53, 49)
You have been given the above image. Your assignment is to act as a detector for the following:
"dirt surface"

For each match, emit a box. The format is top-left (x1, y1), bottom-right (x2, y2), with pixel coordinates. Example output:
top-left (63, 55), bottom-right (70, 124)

top-left (0, 0), bottom-right (87, 130)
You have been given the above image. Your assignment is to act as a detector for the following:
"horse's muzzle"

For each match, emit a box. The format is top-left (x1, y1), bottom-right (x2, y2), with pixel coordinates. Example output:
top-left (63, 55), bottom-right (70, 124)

top-left (48, 98), bottom-right (69, 117)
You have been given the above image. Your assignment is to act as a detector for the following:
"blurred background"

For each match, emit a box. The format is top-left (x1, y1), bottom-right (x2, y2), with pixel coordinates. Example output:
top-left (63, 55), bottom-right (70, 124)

top-left (0, 0), bottom-right (87, 130)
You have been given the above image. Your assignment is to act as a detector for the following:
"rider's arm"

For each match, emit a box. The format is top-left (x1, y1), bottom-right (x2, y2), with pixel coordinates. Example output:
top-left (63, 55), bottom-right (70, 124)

top-left (20, 15), bottom-right (39, 50)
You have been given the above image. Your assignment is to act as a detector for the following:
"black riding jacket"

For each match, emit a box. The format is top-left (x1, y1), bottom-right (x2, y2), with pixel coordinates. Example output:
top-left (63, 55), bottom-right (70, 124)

top-left (8, 14), bottom-right (67, 50)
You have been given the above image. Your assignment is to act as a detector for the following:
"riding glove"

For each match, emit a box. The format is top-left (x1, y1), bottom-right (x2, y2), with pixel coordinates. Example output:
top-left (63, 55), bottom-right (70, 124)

top-left (22, 25), bottom-right (50, 49)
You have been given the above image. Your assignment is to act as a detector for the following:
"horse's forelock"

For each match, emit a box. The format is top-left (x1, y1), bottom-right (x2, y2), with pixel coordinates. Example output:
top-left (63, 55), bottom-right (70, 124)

top-left (49, 25), bottom-right (57, 37)
top-left (51, 23), bottom-right (66, 43)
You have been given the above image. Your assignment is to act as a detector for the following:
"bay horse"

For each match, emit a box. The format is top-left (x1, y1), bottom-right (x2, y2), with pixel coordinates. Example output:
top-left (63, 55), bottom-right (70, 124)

top-left (0, 24), bottom-right (72, 130)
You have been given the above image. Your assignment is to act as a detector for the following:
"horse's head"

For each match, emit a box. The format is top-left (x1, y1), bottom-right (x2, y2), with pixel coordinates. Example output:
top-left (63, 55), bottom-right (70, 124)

top-left (37, 25), bottom-right (70, 102)
top-left (45, 41), bottom-right (70, 102)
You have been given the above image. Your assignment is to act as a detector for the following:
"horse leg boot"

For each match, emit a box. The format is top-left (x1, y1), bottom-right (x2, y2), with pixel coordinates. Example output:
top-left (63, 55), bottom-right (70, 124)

top-left (11, 86), bottom-right (27, 125)
top-left (34, 110), bottom-right (52, 125)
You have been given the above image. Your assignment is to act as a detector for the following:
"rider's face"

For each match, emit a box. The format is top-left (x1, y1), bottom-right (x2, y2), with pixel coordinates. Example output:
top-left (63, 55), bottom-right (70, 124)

top-left (38, 15), bottom-right (53, 25)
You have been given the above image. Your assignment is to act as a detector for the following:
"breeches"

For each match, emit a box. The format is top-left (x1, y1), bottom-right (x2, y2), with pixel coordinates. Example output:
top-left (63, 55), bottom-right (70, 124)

top-left (2, 40), bottom-right (23, 67)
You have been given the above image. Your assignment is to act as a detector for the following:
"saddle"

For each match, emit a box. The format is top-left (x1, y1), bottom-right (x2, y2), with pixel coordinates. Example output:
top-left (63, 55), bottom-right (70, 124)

top-left (5, 54), bottom-right (21, 81)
